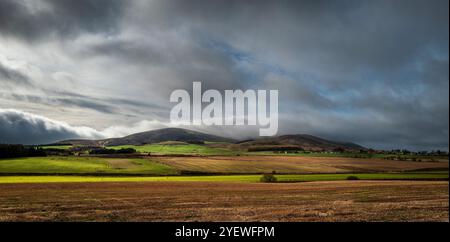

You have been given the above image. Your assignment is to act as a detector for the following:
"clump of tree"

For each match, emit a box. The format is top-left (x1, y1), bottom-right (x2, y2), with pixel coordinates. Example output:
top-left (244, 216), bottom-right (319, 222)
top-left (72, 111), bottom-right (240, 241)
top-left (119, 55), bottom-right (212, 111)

top-left (186, 140), bottom-right (205, 145)
top-left (115, 148), bottom-right (137, 154)
top-left (385, 149), bottom-right (448, 156)
top-left (89, 148), bottom-right (137, 155)
top-left (346, 175), bottom-right (360, 180)
top-left (333, 147), bottom-right (345, 153)
top-left (43, 148), bottom-right (74, 156)
top-left (0, 144), bottom-right (46, 158)
top-left (260, 173), bottom-right (278, 183)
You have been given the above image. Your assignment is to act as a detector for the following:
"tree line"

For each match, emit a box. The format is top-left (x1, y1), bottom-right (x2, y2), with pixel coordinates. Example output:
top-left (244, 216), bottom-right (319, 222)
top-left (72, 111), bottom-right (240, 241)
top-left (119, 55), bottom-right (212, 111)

top-left (0, 144), bottom-right (46, 158)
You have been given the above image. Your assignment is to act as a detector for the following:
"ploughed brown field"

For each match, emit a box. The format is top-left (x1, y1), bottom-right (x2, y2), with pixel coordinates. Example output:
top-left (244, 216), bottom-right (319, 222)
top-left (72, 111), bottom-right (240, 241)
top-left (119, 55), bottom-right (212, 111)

top-left (0, 181), bottom-right (447, 222)
top-left (155, 156), bottom-right (449, 174)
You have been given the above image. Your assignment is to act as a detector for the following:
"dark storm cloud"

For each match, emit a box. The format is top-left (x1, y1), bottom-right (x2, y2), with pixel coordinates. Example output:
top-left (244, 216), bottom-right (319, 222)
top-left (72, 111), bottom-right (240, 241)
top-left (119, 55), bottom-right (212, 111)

top-left (0, 0), bottom-right (125, 41)
top-left (145, 0), bottom-right (448, 89)
top-left (178, 0), bottom-right (448, 83)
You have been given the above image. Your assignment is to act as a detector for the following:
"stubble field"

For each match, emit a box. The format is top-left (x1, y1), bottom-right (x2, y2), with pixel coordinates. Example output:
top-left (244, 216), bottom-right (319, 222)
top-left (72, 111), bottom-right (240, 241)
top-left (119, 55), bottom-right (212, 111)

top-left (156, 155), bottom-right (449, 174)
top-left (0, 180), bottom-right (447, 222)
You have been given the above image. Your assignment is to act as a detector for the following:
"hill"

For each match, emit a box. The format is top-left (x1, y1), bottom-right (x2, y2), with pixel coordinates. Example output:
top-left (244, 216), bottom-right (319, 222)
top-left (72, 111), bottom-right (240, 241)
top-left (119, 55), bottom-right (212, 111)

top-left (234, 134), bottom-right (366, 152)
top-left (58, 128), bottom-right (365, 152)
top-left (59, 128), bottom-right (235, 146)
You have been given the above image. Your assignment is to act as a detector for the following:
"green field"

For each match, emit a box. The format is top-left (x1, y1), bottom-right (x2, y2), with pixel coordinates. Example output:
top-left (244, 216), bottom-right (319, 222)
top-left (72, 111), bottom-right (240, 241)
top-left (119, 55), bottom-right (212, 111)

top-left (108, 144), bottom-right (238, 155)
top-left (39, 145), bottom-right (73, 150)
top-left (0, 172), bottom-right (447, 184)
top-left (39, 143), bottom-right (449, 161)
top-left (0, 157), bottom-right (176, 175)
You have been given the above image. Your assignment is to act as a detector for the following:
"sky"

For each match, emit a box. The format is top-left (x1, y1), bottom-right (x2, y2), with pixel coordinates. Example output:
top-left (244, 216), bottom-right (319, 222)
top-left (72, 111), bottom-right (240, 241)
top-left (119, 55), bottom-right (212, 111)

top-left (0, 0), bottom-right (448, 151)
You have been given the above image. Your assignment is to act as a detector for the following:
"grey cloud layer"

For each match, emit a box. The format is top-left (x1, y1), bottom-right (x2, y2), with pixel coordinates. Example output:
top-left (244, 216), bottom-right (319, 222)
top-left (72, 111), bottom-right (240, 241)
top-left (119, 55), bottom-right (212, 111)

top-left (0, 63), bottom-right (33, 87)
top-left (0, 0), bottom-right (448, 150)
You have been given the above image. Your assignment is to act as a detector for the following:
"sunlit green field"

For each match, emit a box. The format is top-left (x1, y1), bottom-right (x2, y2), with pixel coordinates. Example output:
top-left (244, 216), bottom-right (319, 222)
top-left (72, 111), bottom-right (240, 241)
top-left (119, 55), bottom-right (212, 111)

top-left (108, 144), bottom-right (238, 155)
top-left (0, 172), bottom-right (447, 184)
top-left (0, 157), bottom-right (176, 175)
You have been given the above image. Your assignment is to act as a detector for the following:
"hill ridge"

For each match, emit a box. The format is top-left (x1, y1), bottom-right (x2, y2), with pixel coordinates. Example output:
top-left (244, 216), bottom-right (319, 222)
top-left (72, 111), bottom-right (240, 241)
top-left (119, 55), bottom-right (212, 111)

top-left (58, 128), bottom-right (366, 151)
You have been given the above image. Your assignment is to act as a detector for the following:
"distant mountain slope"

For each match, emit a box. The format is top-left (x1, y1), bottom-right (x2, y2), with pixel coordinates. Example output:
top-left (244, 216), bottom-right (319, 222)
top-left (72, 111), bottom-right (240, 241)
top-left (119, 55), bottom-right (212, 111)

top-left (59, 128), bottom-right (235, 146)
top-left (234, 134), bottom-right (366, 152)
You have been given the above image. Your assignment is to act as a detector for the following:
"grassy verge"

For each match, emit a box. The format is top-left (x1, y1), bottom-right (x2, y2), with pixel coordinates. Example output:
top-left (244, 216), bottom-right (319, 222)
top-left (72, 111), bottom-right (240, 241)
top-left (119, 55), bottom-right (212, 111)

top-left (0, 172), bottom-right (447, 184)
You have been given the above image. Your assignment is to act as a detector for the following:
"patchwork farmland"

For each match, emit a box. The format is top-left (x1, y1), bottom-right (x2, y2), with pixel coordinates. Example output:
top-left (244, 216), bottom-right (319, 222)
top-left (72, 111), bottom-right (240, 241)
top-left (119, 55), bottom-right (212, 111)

top-left (0, 129), bottom-right (448, 222)
top-left (0, 153), bottom-right (448, 222)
